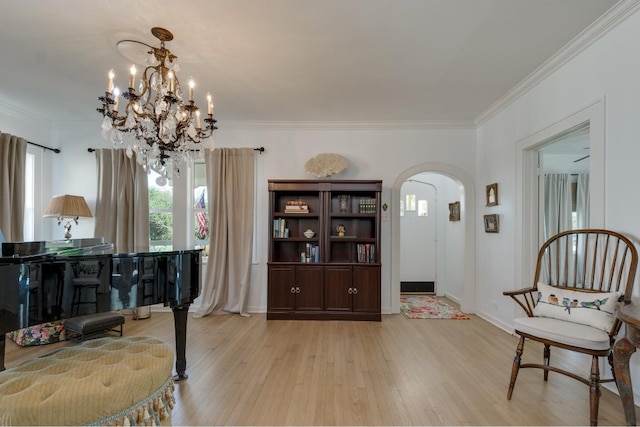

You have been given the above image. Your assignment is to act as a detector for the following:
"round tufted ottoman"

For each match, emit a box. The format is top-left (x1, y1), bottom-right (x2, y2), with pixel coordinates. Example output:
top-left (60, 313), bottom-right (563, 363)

top-left (0, 336), bottom-right (176, 426)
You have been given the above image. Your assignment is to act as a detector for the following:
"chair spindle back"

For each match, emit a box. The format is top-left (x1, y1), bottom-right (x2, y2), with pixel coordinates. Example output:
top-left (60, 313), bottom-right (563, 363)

top-left (534, 229), bottom-right (638, 303)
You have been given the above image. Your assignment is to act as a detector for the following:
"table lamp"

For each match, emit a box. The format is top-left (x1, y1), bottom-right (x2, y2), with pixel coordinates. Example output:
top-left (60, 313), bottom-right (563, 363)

top-left (43, 195), bottom-right (93, 239)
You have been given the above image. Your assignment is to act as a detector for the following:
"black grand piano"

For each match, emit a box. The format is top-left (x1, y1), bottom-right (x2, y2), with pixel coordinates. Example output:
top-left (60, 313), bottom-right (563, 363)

top-left (0, 238), bottom-right (201, 380)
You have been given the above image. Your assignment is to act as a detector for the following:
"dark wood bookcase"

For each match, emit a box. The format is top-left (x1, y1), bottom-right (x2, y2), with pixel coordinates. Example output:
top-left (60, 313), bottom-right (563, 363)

top-left (267, 179), bottom-right (382, 321)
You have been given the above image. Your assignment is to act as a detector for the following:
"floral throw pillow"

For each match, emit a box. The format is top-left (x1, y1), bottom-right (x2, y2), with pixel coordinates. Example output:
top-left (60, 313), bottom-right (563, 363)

top-left (9, 321), bottom-right (65, 346)
top-left (533, 282), bottom-right (621, 332)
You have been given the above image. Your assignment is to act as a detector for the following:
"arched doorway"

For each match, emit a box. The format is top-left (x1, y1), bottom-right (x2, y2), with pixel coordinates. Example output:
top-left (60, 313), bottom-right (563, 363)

top-left (391, 162), bottom-right (476, 314)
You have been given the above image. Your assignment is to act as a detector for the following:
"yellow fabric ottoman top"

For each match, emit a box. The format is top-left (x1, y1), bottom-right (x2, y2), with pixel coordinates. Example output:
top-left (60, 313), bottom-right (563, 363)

top-left (0, 336), bottom-right (175, 426)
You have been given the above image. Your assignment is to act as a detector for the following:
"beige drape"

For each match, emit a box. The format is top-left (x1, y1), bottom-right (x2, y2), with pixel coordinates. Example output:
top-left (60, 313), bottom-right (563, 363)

top-left (0, 132), bottom-right (27, 241)
top-left (94, 149), bottom-right (149, 252)
top-left (194, 148), bottom-right (255, 317)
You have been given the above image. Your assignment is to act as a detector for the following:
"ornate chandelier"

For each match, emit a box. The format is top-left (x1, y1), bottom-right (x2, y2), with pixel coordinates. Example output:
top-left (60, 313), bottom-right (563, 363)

top-left (97, 27), bottom-right (216, 184)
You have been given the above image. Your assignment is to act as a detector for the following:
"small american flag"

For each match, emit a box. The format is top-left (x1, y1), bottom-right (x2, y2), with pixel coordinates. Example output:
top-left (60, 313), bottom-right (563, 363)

top-left (195, 189), bottom-right (208, 239)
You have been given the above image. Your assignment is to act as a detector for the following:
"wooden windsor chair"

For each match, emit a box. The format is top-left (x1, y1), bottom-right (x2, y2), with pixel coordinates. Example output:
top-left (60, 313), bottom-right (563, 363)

top-left (503, 229), bottom-right (638, 426)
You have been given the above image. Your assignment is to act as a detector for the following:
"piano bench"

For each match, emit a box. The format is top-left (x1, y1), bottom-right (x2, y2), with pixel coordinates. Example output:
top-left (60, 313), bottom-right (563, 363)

top-left (64, 312), bottom-right (125, 342)
top-left (0, 336), bottom-right (175, 426)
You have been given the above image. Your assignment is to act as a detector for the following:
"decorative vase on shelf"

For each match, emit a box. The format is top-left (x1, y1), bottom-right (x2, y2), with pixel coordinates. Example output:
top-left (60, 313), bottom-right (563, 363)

top-left (338, 195), bottom-right (350, 212)
top-left (304, 229), bottom-right (315, 238)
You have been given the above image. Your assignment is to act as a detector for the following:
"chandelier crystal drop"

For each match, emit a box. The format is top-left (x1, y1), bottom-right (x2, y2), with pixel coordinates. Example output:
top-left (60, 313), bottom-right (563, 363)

top-left (97, 27), bottom-right (217, 184)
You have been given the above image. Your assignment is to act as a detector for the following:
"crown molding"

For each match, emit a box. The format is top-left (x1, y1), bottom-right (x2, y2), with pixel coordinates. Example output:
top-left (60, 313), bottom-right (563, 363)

top-left (51, 120), bottom-right (101, 132)
top-left (48, 119), bottom-right (475, 135)
top-left (219, 120), bottom-right (475, 131)
top-left (0, 100), bottom-right (51, 126)
top-left (474, 0), bottom-right (640, 127)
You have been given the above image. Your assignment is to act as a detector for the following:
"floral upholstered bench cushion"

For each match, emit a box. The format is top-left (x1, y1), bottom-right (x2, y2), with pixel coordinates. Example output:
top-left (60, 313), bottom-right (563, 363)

top-left (8, 320), bottom-right (65, 346)
top-left (0, 336), bottom-right (175, 426)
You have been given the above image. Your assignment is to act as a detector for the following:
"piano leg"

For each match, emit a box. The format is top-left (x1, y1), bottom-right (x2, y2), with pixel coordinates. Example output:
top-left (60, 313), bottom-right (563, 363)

top-left (0, 334), bottom-right (5, 371)
top-left (172, 304), bottom-right (190, 381)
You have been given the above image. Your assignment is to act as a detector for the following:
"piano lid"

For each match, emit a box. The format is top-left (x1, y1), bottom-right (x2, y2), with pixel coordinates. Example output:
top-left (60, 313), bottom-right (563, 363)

top-left (2, 238), bottom-right (113, 258)
top-left (0, 243), bottom-right (202, 334)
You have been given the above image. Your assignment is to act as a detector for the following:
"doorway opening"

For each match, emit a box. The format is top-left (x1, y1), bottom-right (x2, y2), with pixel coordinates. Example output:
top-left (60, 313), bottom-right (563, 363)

top-left (539, 122), bottom-right (591, 241)
top-left (400, 173), bottom-right (464, 298)
top-left (516, 99), bottom-right (604, 288)
top-left (391, 164), bottom-right (476, 314)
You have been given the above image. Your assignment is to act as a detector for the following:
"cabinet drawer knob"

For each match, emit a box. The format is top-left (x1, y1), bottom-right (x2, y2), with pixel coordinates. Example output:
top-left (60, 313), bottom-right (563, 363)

top-left (290, 287), bottom-right (296, 294)
top-left (296, 287), bottom-right (301, 293)
top-left (353, 287), bottom-right (358, 294)
top-left (348, 288), bottom-right (353, 294)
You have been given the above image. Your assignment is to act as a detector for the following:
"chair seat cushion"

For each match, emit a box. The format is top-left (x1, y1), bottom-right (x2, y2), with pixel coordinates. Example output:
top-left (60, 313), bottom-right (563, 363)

top-left (514, 316), bottom-right (611, 351)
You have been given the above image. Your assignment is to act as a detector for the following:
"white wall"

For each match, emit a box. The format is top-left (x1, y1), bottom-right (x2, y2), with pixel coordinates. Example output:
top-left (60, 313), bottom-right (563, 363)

top-left (0, 105), bottom-right (52, 146)
top-left (0, 106), bottom-right (56, 241)
top-left (0, 106), bottom-right (476, 314)
top-left (43, 124), bottom-right (475, 314)
top-left (46, 123), bottom-right (109, 240)
top-left (200, 126), bottom-right (477, 314)
top-left (475, 4), bottom-right (640, 398)
top-left (439, 174), bottom-right (465, 300)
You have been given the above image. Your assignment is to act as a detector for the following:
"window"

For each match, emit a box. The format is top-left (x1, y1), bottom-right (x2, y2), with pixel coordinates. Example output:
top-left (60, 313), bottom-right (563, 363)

top-left (24, 153), bottom-right (35, 241)
top-left (148, 157), bottom-right (257, 263)
top-left (24, 146), bottom-right (43, 241)
top-left (193, 162), bottom-right (209, 255)
top-left (148, 167), bottom-right (173, 252)
top-left (148, 162), bottom-right (209, 253)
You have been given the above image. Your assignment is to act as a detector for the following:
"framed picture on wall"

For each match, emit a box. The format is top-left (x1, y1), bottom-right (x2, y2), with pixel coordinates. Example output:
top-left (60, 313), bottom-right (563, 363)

top-left (448, 201), bottom-right (460, 221)
top-left (484, 214), bottom-right (499, 233)
top-left (486, 183), bottom-right (498, 206)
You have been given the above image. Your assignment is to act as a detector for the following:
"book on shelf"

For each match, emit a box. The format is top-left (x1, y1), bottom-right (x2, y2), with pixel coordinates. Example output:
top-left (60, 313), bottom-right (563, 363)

top-left (356, 243), bottom-right (376, 263)
top-left (301, 243), bottom-right (320, 263)
top-left (358, 198), bottom-right (376, 213)
top-left (273, 218), bottom-right (289, 238)
top-left (284, 200), bottom-right (309, 213)
top-left (285, 206), bottom-right (309, 213)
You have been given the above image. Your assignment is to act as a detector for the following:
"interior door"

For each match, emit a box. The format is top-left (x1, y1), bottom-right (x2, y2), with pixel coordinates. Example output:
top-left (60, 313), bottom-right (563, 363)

top-left (400, 178), bottom-right (437, 292)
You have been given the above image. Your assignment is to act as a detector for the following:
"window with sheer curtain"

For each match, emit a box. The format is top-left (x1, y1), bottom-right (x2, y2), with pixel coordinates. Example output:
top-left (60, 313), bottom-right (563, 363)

top-left (24, 152), bottom-right (35, 241)
top-left (148, 162), bottom-right (210, 253)
top-left (148, 160), bottom-right (257, 263)
top-left (148, 167), bottom-right (174, 252)
top-left (543, 173), bottom-right (589, 242)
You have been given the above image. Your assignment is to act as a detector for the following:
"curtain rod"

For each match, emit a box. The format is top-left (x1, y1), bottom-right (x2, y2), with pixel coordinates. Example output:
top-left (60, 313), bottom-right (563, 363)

top-left (28, 141), bottom-right (60, 153)
top-left (88, 146), bottom-right (265, 153)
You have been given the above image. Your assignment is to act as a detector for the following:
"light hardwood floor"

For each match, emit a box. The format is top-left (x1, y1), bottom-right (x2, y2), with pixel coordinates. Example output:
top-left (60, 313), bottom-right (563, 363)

top-left (4, 308), bottom-right (632, 426)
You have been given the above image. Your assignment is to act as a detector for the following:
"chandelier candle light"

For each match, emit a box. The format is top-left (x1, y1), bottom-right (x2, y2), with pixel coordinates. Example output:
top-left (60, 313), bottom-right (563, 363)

top-left (97, 27), bottom-right (217, 185)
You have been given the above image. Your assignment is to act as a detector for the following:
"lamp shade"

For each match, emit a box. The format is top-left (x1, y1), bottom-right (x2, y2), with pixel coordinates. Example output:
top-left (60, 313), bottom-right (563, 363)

top-left (43, 195), bottom-right (93, 218)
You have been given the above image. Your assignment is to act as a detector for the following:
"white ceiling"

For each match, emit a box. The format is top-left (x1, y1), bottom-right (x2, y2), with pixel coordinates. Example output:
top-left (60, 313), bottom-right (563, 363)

top-left (0, 0), bottom-right (620, 126)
